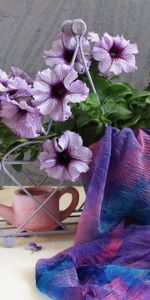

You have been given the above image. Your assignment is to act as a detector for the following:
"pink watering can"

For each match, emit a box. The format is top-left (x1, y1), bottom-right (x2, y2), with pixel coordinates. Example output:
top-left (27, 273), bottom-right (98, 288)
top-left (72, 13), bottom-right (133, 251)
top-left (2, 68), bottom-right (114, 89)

top-left (0, 186), bottom-right (79, 231)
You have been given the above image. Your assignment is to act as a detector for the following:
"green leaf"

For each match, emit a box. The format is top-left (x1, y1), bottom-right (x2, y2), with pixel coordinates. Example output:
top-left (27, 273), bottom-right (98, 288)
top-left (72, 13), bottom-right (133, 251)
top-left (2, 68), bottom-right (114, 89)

top-left (108, 83), bottom-right (133, 99)
top-left (101, 100), bottom-right (117, 115)
top-left (109, 83), bottom-right (131, 92)
top-left (92, 76), bottom-right (110, 98)
top-left (86, 93), bottom-right (100, 108)
top-left (121, 115), bottom-right (141, 127)
top-left (77, 121), bottom-right (105, 146)
top-left (131, 91), bottom-right (150, 99)
top-left (30, 147), bottom-right (40, 161)
top-left (145, 96), bottom-right (150, 104)
top-left (76, 115), bottom-right (91, 128)
top-left (80, 102), bottom-right (91, 112)
top-left (113, 106), bottom-right (132, 121)
top-left (13, 152), bottom-right (24, 173)
top-left (53, 118), bottom-right (76, 135)
top-left (95, 122), bottom-right (104, 136)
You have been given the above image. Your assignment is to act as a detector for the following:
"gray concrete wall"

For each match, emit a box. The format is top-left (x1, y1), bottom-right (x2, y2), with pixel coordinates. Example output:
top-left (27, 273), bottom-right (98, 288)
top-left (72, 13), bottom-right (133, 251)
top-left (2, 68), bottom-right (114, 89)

top-left (1, 0), bottom-right (150, 184)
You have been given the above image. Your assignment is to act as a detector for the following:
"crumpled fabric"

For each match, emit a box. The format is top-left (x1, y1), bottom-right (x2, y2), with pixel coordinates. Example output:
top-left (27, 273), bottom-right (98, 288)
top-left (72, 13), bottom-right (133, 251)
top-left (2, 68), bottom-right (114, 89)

top-left (36, 126), bottom-right (150, 299)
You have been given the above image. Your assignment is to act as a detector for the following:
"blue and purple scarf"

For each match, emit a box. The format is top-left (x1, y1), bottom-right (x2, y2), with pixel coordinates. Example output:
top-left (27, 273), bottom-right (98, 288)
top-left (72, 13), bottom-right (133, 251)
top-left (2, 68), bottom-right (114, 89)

top-left (36, 127), bottom-right (150, 299)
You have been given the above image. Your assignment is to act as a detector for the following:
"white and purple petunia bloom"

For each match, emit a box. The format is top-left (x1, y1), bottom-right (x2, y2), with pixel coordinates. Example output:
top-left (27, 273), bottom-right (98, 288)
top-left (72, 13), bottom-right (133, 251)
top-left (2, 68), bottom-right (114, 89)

top-left (0, 69), bottom-right (10, 116)
top-left (1, 99), bottom-right (43, 138)
top-left (87, 31), bottom-right (100, 43)
top-left (93, 33), bottom-right (138, 76)
top-left (32, 64), bottom-right (89, 121)
top-left (0, 69), bottom-right (9, 94)
top-left (8, 75), bottom-right (33, 101)
top-left (39, 130), bottom-right (92, 182)
top-left (10, 66), bottom-right (33, 86)
top-left (0, 68), bottom-right (33, 116)
top-left (43, 32), bottom-right (91, 74)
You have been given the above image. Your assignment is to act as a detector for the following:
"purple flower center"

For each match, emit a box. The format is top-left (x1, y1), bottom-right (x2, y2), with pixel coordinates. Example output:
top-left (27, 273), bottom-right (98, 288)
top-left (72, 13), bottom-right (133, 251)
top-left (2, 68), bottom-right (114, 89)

top-left (9, 89), bottom-right (18, 96)
top-left (51, 82), bottom-right (67, 100)
top-left (17, 108), bottom-right (27, 118)
top-left (63, 48), bottom-right (75, 64)
top-left (2, 81), bottom-right (8, 88)
top-left (109, 42), bottom-right (123, 58)
top-left (57, 150), bottom-right (71, 166)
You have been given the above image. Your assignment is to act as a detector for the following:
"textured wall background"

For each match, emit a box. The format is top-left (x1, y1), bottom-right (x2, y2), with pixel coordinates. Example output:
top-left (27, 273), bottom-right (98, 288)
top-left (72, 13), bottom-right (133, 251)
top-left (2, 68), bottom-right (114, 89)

top-left (1, 0), bottom-right (150, 184)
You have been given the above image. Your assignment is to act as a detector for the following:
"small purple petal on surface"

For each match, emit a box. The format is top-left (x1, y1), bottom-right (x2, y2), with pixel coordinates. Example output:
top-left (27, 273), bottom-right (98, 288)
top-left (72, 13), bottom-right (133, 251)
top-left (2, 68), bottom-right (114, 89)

top-left (27, 242), bottom-right (42, 252)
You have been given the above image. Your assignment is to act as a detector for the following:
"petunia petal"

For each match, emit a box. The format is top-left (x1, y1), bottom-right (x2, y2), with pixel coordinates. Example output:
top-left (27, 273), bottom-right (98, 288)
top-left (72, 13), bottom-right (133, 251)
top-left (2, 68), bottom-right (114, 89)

top-left (43, 140), bottom-right (57, 157)
top-left (123, 43), bottom-right (138, 54)
top-left (36, 69), bottom-right (53, 85)
top-left (43, 164), bottom-right (67, 181)
top-left (62, 33), bottom-right (76, 50)
top-left (63, 68), bottom-right (78, 88)
top-left (65, 131), bottom-right (83, 148)
top-left (98, 55), bottom-right (112, 75)
top-left (44, 39), bottom-right (64, 58)
top-left (108, 59), bottom-right (123, 75)
top-left (1, 100), bottom-right (19, 118)
top-left (70, 146), bottom-right (92, 163)
top-left (119, 57), bottom-right (137, 73)
top-left (100, 32), bottom-right (113, 50)
top-left (51, 64), bottom-right (71, 83)
top-left (49, 99), bottom-right (72, 121)
top-left (87, 32), bottom-right (100, 43)
top-left (44, 57), bottom-right (65, 68)
top-left (66, 80), bottom-right (89, 103)
top-left (39, 155), bottom-right (56, 169)
top-left (11, 67), bottom-right (33, 85)
top-left (93, 47), bottom-right (110, 62)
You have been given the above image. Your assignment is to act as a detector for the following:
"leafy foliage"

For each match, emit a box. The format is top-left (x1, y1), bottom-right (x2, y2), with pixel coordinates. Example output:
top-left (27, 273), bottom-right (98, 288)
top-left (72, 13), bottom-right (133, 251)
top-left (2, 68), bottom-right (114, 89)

top-left (53, 66), bottom-right (150, 146)
top-left (1, 63), bottom-right (150, 166)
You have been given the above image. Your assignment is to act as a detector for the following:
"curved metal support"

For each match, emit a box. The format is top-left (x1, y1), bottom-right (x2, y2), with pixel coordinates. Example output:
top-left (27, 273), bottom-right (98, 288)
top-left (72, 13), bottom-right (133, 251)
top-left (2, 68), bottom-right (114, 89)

top-left (1, 18), bottom-right (97, 241)
top-left (79, 35), bottom-right (97, 94)
top-left (2, 141), bottom-right (66, 230)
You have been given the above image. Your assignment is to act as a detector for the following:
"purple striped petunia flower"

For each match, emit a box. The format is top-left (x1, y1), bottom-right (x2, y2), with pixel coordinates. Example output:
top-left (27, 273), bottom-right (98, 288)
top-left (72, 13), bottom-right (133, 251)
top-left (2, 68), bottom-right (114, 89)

top-left (39, 130), bottom-right (92, 182)
top-left (32, 64), bottom-right (89, 121)
top-left (0, 68), bottom-right (33, 115)
top-left (10, 66), bottom-right (33, 85)
top-left (87, 31), bottom-right (100, 43)
top-left (93, 33), bottom-right (138, 76)
top-left (8, 76), bottom-right (33, 100)
top-left (0, 69), bottom-right (9, 94)
top-left (43, 32), bottom-right (91, 74)
top-left (1, 99), bottom-right (43, 138)
top-left (0, 69), bottom-right (10, 115)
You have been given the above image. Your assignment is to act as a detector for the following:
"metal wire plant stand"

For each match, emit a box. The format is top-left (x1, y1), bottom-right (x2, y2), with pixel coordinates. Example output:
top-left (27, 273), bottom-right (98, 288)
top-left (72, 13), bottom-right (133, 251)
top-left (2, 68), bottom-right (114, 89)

top-left (0, 19), bottom-right (97, 247)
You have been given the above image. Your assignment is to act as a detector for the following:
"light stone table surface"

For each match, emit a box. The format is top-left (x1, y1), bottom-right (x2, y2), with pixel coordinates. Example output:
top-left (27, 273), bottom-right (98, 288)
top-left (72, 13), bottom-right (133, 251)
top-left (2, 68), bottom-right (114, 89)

top-left (0, 186), bottom-right (85, 300)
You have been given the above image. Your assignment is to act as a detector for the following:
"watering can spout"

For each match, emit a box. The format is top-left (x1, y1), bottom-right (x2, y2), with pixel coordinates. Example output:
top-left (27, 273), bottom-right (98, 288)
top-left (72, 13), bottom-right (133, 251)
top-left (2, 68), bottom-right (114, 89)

top-left (0, 204), bottom-right (13, 225)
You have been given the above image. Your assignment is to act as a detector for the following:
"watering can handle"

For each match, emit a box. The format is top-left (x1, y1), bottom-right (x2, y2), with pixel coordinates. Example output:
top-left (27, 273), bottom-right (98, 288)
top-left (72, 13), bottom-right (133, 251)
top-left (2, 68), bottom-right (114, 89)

top-left (58, 187), bottom-right (79, 221)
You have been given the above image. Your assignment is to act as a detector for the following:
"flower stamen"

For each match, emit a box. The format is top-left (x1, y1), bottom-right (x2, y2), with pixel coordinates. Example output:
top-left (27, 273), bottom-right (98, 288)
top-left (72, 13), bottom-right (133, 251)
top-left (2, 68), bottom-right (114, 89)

top-left (63, 48), bottom-right (75, 64)
top-left (57, 150), bottom-right (71, 166)
top-left (51, 82), bottom-right (67, 100)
